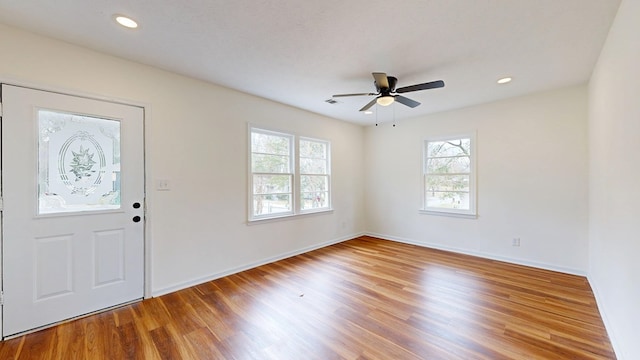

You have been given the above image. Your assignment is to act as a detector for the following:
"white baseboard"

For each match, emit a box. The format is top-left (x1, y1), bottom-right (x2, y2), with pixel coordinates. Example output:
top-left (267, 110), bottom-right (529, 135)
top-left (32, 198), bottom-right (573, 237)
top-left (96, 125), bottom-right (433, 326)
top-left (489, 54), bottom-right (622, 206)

top-left (365, 232), bottom-right (586, 276)
top-left (151, 232), bottom-right (364, 297)
top-left (152, 230), bottom-right (585, 297)
top-left (587, 275), bottom-right (623, 359)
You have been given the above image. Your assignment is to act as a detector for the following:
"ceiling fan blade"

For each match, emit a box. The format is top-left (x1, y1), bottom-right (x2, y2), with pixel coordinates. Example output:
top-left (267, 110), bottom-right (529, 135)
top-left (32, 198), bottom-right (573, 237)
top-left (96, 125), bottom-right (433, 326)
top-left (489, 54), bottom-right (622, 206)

top-left (395, 95), bottom-right (421, 108)
top-left (396, 80), bottom-right (445, 93)
top-left (372, 72), bottom-right (389, 89)
top-left (359, 98), bottom-right (378, 112)
top-left (332, 92), bottom-right (376, 98)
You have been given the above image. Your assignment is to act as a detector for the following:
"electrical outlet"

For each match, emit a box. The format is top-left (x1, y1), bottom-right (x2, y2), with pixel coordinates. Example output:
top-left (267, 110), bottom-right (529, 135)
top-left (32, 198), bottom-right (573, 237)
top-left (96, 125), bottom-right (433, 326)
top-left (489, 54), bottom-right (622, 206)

top-left (512, 238), bottom-right (521, 247)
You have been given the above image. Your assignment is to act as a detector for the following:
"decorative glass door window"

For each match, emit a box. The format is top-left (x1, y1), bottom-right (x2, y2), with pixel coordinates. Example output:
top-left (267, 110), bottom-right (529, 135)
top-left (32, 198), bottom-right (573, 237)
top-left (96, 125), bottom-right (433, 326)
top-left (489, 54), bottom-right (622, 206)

top-left (38, 109), bottom-right (121, 214)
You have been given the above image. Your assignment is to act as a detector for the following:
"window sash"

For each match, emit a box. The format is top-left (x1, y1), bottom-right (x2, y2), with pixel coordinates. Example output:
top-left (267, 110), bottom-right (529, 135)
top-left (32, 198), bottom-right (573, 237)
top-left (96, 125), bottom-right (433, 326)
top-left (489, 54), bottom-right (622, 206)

top-left (299, 138), bottom-right (330, 212)
top-left (251, 172), bottom-right (294, 218)
top-left (252, 173), bottom-right (293, 194)
top-left (300, 173), bottom-right (330, 211)
top-left (250, 128), bottom-right (294, 219)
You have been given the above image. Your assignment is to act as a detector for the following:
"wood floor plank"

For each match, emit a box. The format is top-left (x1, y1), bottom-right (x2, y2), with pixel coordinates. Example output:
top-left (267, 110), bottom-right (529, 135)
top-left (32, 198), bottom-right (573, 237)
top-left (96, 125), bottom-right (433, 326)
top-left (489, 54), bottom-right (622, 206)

top-left (0, 236), bottom-right (616, 359)
top-left (149, 325), bottom-right (183, 360)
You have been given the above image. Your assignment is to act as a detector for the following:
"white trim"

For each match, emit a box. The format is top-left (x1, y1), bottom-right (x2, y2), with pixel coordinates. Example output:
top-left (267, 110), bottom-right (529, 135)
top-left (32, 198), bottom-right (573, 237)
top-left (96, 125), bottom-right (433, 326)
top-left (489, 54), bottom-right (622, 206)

top-left (0, 79), bottom-right (150, 109)
top-left (0, 78), bottom-right (153, 329)
top-left (246, 208), bottom-right (334, 225)
top-left (421, 132), bottom-right (477, 217)
top-left (365, 232), bottom-right (586, 276)
top-left (248, 124), bottom-right (332, 223)
top-left (153, 231), bottom-right (588, 298)
top-left (248, 125), bottom-right (295, 221)
top-left (1, 78), bottom-right (154, 300)
top-left (587, 275), bottom-right (622, 359)
top-left (299, 136), bottom-right (331, 213)
top-left (151, 231), bottom-right (363, 297)
top-left (418, 210), bottom-right (477, 219)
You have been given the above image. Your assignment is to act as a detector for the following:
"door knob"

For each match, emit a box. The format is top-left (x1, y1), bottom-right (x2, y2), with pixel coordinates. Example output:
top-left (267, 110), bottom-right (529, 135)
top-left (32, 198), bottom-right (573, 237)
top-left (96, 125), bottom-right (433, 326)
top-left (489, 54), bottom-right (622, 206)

top-left (133, 202), bottom-right (141, 209)
top-left (133, 216), bottom-right (141, 223)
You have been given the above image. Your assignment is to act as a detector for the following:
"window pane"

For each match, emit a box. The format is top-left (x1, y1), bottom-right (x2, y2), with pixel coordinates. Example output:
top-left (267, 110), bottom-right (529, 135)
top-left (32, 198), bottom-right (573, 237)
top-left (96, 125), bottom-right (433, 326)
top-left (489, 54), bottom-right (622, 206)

top-left (301, 191), bottom-right (329, 210)
top-left (423, 136), bottom-right (474, 215)
top-left (301, 174), bottom-right (329, 210)
top-left (251, 132), bottom-right (290, 155)
top-left (252, 153), bottom-right (290, 173)
top-left (300, 158), bottom-right (327, 174)
top-left (253, 175), bottom-right (291, 194)
top-left (427, 139), bottom-right (470, 158)
top-left (253, 194), bottom-right (292, 216)
top-left (426, 156), bottom-right (470, 174)
top-left (425, 175), bottom-right (470, 192)
top-left (300, 140), bottom-right (327, 159)
top-left (426, 191), bottom-right (470, 210)
top-left (301, 175), bottom-right (328, 192)
top-left (38, 110), bottom-right (121, 214)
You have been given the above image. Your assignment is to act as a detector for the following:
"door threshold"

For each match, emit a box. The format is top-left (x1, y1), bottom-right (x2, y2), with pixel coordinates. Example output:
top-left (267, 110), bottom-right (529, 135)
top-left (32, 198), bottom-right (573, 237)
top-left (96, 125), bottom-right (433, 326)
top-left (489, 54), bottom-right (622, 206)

top-left (2, 298), bottom-right (142, 340)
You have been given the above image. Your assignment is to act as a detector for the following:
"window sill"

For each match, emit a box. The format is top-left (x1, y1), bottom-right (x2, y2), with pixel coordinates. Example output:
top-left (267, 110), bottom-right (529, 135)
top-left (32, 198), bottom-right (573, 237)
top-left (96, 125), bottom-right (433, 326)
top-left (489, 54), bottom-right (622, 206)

top-left (419, 209), bottom-right (477, 219)
top-left (247, 208), bottom-right (334, 225)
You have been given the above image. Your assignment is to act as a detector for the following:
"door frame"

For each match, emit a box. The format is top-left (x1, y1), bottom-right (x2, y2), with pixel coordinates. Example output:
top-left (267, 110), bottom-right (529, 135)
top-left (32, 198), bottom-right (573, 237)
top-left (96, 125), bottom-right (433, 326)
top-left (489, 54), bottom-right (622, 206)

top-left (0, 79), bottom-right (152, 338)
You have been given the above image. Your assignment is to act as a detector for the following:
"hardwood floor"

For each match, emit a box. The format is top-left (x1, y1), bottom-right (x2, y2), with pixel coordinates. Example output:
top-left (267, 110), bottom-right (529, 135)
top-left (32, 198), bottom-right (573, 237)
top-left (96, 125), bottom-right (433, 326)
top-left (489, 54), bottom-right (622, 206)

top-left (0, 236), bottom-right (615, 359)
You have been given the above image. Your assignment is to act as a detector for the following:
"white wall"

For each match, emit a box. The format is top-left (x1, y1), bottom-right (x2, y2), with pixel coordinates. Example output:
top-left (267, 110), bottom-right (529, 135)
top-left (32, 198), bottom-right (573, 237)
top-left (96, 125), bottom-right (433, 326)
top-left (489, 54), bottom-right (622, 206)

top-left (588, 0), bottom-right (640, 358)
top-left (364, 86), bottom-right (589, 274)
top-left (0, 23), bottom-right (365, 295)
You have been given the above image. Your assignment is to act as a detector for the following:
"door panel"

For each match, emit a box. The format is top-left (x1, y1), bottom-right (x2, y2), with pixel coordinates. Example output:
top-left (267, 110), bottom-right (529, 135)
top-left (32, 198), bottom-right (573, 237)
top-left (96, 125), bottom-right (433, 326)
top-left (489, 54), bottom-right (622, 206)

top-left (1, 84), bottom-right (145, 337)
top-left (94, 229), bottom-right (126, 287)
top-left (35, 235), bottom-right (73, 300)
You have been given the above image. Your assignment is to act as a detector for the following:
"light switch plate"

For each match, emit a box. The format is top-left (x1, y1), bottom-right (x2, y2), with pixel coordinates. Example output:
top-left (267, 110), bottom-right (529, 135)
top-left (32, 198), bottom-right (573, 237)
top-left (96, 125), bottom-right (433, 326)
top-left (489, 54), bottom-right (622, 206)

top-left (156, 179), bottom-right (171, 191)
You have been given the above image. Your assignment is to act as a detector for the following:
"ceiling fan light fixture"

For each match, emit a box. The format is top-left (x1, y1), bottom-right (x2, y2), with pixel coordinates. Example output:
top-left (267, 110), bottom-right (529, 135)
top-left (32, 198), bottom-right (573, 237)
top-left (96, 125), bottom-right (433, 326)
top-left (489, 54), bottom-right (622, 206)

top-left (333, 72), bottom-right (444, 112)
top-left (376, 95), bottom-right (394, 107)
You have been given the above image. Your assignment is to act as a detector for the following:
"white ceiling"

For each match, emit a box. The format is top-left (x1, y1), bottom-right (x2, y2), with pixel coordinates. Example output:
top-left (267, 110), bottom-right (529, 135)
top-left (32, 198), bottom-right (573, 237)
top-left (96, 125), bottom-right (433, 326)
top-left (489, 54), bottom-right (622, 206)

top-left (0, 0), bottom-right (621, 125)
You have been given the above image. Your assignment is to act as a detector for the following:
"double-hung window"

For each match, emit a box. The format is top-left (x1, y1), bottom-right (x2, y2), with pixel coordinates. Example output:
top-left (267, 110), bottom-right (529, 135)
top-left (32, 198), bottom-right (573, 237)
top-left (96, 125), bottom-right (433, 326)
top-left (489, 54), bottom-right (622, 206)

top-left (421, 134), bottom-right (476, 217)
top-left (249, 126), bottom-right (331, 221)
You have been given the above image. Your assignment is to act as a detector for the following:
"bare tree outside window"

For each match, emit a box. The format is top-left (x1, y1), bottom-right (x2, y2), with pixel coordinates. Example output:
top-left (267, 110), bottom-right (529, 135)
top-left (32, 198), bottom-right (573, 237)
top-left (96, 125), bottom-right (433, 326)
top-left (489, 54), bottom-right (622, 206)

top-left (251, 130), bottom-right (293, 216)
top-left (423, 136), bottom-right (476, 216)
top-left (300, 138), bottom-right (330, 210)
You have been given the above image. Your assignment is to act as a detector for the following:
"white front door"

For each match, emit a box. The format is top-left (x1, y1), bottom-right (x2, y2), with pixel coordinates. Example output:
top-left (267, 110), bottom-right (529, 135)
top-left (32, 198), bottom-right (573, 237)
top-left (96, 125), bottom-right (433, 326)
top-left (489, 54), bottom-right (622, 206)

top-left (1, 85), bottom-right (145, 337)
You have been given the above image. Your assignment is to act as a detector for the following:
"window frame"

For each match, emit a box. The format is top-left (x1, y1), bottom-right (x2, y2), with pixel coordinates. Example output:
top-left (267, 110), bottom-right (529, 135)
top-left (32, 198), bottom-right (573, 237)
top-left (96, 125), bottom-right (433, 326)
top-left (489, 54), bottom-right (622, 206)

top-left (420, 132), bottom-right (477, 218)
top-left (298, 136), bottom-right (331, 214)
top-left (249, 127), bottom-right (295, 220)
top-left (248, 125), bottom-right (332, 222)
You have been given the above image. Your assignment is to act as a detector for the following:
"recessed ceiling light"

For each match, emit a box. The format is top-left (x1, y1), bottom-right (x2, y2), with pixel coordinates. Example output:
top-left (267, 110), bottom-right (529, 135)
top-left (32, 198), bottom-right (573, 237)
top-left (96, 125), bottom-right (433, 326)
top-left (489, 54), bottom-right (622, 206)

top-left (497, 77), bottom-right (512, 84)
top-left (364, 110), bottom-right (373, 115)
top-left (115, 15), bottom-right (138, 29)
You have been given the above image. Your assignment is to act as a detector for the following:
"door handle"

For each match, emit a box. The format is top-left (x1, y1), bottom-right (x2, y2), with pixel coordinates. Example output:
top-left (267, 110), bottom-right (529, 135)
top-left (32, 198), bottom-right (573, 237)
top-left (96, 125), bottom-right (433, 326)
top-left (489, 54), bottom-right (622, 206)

top-left (133, 216), bottom-right (141, 223)
top-left (133, 202), bottom-right (141, 209)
